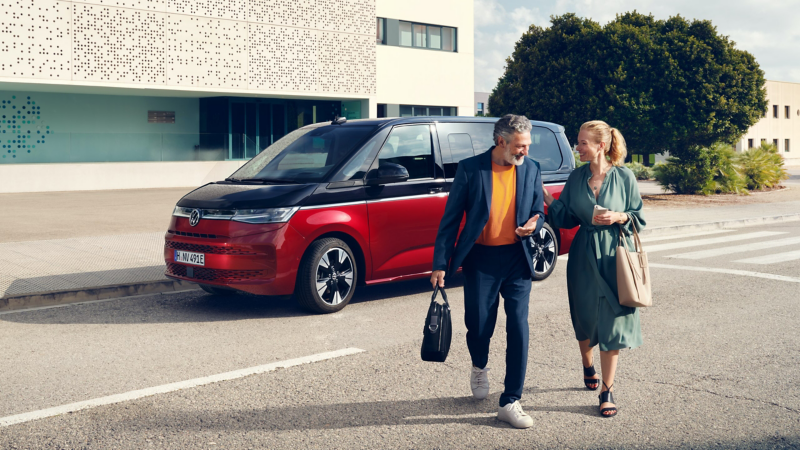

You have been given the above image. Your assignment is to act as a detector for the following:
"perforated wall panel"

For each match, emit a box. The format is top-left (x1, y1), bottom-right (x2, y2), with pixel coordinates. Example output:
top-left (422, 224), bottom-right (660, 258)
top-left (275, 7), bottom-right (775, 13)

top-left (72, 3), bottom-right (166, 84)
top-left (0, 0), bottom-right (72, 80)
top-left (3, 0), bottom-right (376, 96)
top-left (248, 24), bottom-right (317, 92)
top-left (317, 31), bottom-right (375, 95)
top-left (168, 0), bottom-right (246, 21)
top-left (72, 0), bottom-right (166, 12)
top-left (167, 15), bottom-right (247, 87)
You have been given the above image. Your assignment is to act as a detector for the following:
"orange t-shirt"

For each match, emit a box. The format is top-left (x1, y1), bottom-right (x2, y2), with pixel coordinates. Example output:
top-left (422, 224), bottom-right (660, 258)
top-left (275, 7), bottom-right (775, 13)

top-left (476, 162), bottom-right (518, 246)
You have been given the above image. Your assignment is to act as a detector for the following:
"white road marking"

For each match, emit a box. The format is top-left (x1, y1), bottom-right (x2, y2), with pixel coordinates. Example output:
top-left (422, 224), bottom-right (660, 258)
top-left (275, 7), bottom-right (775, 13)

top-left (0, 348), bottom-right (365, 428)
top-left (650, 263), bottom-right (800, 283)
top-left (734, 250), bottom-right (800, 265)
top-left (646, 231), bottom-right (786, 253)
top-left (666, 237), bottom-right (800, 260)
top-left (640, 229), bottom-right (733, 243)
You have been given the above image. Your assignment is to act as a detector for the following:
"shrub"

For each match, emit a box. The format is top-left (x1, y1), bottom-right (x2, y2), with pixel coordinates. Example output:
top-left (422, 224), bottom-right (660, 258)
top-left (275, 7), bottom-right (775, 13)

top-left (573, 151), bottom-right (587, 168)
top-left (625, 161), bottom-right (654, 180)
top-left (653, 143), bottom-right (747, 195)
top-left (703, 143), bottom-right (747, 195)
top-left (738, 143), bottom-right (789, 190)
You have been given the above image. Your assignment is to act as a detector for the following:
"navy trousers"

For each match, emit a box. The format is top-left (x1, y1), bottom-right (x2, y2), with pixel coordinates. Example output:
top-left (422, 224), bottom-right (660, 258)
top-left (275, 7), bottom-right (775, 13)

top-left (462, 243), bottom-right (532, 407)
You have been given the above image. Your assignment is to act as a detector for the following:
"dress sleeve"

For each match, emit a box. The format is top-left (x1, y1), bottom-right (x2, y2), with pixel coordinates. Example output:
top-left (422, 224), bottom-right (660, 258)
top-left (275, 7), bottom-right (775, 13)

top-left (547, 175), bottom-right (580, 229)
top-left (621, 169), bottom-right (646, 235)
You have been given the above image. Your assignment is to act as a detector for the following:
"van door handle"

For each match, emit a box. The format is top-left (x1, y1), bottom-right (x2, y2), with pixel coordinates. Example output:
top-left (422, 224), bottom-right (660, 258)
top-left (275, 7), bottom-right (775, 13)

top-left (429, 187), bottom-right (444, 194)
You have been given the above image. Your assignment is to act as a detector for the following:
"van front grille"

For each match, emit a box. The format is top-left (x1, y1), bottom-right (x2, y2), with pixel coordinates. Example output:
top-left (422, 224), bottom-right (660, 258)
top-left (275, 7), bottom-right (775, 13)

top-left (165, 240), bottom-right (258, 256)
top-left (166, 263), bottom-right (269, 283)
top-left (168, 230), bottom-right (218, 239)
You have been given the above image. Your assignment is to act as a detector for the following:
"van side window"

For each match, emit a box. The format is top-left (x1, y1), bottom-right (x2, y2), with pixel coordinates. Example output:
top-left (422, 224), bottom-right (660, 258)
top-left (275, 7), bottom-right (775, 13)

top-left (378, 125), bottom-right (434, 180)
top-left (437, 123), bottom-right (495, 178)
top-left (527, 127), bottom-right (563, 171)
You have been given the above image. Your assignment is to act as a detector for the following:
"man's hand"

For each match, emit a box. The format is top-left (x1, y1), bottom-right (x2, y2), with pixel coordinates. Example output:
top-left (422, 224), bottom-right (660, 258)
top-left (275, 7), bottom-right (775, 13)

top-left (430, 270), bottom-right (445, 289)
top-left (515, 214), bottom-right (540, 237)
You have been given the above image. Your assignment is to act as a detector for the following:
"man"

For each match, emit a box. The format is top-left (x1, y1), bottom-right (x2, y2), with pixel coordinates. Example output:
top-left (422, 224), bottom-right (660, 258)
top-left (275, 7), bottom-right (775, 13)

top-left (431, 114), bottom-right (544, 429)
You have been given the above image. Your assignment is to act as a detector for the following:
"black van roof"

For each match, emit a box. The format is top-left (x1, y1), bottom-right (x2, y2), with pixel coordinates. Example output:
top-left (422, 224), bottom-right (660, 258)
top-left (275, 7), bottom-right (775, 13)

top-left (336, 116), bottom-right (566, 133)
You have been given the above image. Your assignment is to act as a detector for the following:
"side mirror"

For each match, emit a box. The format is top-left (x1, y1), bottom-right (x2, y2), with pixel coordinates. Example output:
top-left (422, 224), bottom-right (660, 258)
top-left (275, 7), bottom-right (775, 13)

top-left (366, 162), bottom-right (409, 186)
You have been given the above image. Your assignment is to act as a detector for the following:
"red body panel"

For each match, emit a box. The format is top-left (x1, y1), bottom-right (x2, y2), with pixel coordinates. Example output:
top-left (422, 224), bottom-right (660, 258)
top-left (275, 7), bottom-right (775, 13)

top-left (367, 194), bottom-right (448, 280)
top-left (164, 184), bottom-right (578, 296)
top-left (544, 183), bottom-right (578, 255)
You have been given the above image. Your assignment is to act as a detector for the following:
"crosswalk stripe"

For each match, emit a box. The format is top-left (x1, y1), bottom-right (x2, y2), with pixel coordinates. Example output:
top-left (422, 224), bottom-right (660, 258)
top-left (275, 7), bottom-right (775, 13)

top-left (645, 231), bottom-right (786, 253)
top-left (666, 236), bottom-right (800, 260)
top-left (640, 229), bottom-right (733, 243)
top-left (733, 250), bottom-right (800, 265)
top-left (650, 263), bottom-right (800, 283)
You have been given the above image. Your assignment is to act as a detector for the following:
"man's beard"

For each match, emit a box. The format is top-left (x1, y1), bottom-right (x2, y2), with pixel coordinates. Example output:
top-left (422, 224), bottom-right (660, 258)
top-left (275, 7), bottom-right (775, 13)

top-left (505, 151), bottom-right (525, 166)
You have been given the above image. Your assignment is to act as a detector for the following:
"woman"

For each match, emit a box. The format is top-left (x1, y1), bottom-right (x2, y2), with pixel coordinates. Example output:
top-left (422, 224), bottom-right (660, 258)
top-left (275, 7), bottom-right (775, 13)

top-left (543, 120), bottom-right (645, 418)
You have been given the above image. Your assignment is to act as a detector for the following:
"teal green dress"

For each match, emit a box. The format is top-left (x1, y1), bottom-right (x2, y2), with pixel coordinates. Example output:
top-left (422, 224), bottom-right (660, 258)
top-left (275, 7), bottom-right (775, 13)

top-left (548, 164), bottom-right (646, 351)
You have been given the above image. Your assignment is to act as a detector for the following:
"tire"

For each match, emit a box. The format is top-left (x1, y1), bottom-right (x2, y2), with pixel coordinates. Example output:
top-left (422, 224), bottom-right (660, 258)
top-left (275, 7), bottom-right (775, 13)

top-left (296, 238), bottom-right (358, 314)
top-left (531, 222), bottom-right (559, 281)
top-left (200, 284), bottom-right (235, 295)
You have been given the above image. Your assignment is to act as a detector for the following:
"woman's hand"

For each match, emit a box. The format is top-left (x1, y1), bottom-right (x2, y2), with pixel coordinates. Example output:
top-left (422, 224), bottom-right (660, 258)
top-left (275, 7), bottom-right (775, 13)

top-left (593, 211), bottom-right (628, 226)
top-left (543, 185), bottom-right (555, 206)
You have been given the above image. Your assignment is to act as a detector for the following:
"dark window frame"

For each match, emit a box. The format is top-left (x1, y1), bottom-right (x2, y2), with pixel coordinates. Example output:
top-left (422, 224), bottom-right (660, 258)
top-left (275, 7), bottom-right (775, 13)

top-left (396, 20), bottom-right (457, 52)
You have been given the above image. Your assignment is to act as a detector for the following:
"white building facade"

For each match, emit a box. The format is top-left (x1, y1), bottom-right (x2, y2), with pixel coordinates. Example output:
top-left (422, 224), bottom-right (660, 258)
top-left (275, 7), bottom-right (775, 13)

top-left (736, 80), bottom-right (800, 166)
top-left (0, 0), bottom-right (474, 193)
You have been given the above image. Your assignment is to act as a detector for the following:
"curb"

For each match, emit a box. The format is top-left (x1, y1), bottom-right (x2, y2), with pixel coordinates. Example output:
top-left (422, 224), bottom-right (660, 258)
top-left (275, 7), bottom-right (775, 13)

top-left (640, 213), bottom-right (800, 237)
top-left (0, 279), bottom-right (198, 313)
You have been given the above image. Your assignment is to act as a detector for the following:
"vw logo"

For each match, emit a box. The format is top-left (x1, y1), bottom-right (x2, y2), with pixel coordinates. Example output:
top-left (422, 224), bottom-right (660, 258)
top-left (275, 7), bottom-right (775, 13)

top-left (189, 209), bottom-right (202, 227)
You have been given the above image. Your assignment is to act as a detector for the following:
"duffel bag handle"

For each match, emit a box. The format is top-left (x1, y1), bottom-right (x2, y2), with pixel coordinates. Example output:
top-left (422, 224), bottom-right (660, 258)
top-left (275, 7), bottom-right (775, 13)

top-left (431, 285), bottom-right (450, 308)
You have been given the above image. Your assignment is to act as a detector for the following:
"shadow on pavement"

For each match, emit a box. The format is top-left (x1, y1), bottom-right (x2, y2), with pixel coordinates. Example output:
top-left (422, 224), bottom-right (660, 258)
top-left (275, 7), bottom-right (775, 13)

top-left (0, 274), bottom-right (465, 325)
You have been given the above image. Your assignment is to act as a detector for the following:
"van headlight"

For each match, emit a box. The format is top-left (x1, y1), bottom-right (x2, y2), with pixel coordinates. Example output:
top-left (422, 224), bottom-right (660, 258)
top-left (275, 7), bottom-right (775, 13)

top-left (232, 207), bottom-right (300, 224)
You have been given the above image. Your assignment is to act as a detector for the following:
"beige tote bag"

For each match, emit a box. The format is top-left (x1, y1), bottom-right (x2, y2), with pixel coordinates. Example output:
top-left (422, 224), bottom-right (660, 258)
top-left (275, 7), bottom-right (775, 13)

top-left (616, 220), bottom-right (652, 307)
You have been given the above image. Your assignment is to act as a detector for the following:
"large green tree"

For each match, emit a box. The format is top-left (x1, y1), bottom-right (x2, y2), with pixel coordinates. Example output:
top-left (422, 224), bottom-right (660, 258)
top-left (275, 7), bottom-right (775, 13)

top-left (489, 12), bottom-right (767, 161)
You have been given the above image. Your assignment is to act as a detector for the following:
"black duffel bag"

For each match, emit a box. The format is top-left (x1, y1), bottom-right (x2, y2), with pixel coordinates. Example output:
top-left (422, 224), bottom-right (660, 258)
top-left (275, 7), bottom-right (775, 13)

top-left (420, 286), bottom-right (452, 362)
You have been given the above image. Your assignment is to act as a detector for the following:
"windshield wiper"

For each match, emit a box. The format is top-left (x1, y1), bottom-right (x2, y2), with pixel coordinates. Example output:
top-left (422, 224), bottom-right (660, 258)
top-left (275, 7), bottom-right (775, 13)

top-left (225, 177), bottom-right (295, 184)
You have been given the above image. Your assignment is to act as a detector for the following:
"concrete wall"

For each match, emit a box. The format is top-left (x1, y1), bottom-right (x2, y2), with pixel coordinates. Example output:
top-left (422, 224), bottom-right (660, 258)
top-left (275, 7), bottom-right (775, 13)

top-left (0, 161), bottom-right (245, 193)
top-left (375, 0), bottom-right (474, 116)
top-left (737, 80), bottom-right (800, 165)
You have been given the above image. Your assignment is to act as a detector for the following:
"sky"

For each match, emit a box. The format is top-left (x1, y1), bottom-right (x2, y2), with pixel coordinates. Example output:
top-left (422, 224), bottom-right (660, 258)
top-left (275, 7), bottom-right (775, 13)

top-left (474, 0), bottom-right (800, 92)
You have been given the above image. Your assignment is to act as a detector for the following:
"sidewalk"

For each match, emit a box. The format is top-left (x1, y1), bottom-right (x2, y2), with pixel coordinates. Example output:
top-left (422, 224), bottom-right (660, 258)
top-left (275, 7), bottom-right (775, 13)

top-left (2, 182), bottom-right (799, 309)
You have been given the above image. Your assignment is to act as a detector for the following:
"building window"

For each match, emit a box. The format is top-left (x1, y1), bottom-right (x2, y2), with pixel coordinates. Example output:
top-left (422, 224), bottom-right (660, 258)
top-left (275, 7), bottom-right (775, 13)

top-left (787, 105), bottom-right (791, 119)
top-left (376, 18), bottom-right (385, 44)
top-left (377, 104), bottom-right (387, 118)
top-left (786, 139), bottom-right (790, 152)
top-left (397, 21), bottom-right (456, 52)
top-left (399, 21), bottom-right (412, 46)
top-left (399, 105), bottom-right (457, 117)
top-left (773, 138), bottom-right (779, 149)
top-left (477, 102), bottom-right (485, 115)
top-left (773, 105), bottom-right (778, 118)
top-left (748, 138), bottom-right (753, 149)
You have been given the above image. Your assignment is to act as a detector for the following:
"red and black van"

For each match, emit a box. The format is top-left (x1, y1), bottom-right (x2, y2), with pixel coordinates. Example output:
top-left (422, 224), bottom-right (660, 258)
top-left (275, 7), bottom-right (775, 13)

top-left (165, 117), bottom-right (577, 313)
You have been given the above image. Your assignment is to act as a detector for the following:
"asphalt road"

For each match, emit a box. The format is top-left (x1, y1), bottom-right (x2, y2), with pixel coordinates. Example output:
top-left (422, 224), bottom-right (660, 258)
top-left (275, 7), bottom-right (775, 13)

top-left (1, 222), bottom-right (799, 449)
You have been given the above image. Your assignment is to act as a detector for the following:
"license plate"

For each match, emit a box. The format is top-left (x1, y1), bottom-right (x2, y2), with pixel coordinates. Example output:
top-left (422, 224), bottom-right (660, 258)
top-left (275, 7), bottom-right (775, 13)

top-left (175, 250), bottom-right (205, 266)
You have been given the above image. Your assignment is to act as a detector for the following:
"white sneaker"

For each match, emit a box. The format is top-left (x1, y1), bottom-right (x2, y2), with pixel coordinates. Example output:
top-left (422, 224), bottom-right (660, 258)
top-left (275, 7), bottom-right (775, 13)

top-left (497, 401), bottom-right (534, 429)
top-left (470, 366), bottom-right (490, 399)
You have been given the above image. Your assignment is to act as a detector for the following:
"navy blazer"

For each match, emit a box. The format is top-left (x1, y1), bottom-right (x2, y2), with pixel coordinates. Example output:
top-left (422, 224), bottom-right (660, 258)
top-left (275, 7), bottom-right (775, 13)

top-left (433, 148), bottom-right (546, 278)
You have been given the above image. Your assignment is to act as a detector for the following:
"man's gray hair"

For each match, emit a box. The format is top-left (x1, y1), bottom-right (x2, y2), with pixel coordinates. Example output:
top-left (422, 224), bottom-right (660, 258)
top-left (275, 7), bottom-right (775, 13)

top-left (493, 114), bottom-right (532, 145)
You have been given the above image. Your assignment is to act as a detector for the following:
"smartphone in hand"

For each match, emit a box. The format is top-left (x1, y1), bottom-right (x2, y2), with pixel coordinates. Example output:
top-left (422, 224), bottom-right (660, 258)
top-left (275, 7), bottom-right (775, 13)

top-left (591, 205), bottom-right (608, 225)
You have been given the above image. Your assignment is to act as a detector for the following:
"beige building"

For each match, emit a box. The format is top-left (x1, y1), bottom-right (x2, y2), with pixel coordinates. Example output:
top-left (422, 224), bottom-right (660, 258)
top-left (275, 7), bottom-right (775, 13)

top-left (736, 80), bottom-right (800, 166)
top-left (0, 0), bottom-right (474, 193)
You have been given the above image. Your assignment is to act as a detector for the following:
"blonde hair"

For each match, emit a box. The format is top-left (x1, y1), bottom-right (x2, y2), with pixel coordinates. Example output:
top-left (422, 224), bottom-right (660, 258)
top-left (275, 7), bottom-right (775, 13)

top-left (580, 120), bottom-right (627, 166)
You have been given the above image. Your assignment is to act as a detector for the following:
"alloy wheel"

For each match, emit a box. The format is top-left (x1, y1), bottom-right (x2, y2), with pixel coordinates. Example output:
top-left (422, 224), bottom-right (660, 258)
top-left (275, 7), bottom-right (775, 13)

top-left (315, 247), bottom-right (355, 306)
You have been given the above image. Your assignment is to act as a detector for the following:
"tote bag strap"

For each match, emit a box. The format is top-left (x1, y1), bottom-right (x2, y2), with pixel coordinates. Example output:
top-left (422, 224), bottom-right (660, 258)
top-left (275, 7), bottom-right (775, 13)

top-left (618, 214), bottom-right (644, 253)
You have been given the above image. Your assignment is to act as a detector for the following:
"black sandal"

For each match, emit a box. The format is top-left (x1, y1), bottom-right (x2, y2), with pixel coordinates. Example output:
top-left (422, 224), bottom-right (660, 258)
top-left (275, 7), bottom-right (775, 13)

top-left (583, 365), bottom-right (599, 391)
top-left (598, 382), bottom-right (617, 417)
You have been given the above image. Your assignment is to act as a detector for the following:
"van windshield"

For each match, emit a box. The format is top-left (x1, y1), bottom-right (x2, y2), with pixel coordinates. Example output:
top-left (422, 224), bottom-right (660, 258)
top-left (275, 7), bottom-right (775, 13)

top-left (228, 124), bottom-right (378, 183)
